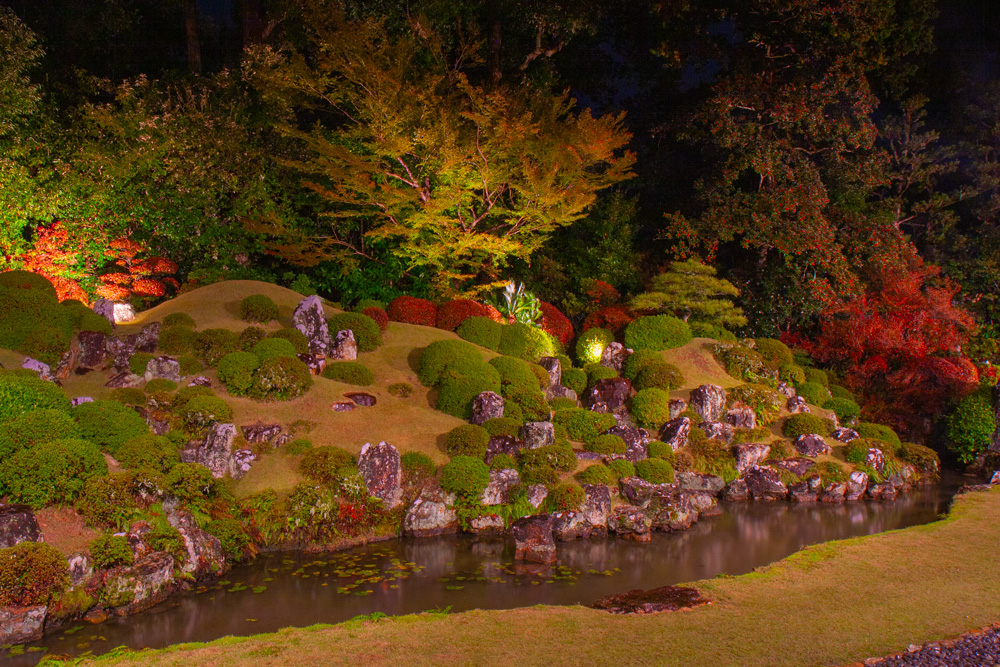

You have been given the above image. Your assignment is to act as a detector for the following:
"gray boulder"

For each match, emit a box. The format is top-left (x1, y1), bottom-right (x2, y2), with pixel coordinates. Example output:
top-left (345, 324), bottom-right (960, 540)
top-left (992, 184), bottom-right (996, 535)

top-left (329, 329), bottom-right (358, 361)
top-left (658, 417), bottom-right (691, 450)
top-left (144, 355), bottom-right (181, 383)
top-left (846, 471), bottom-right (869, 501)
top-left (481, 468), bottom-right (521, 506)
top-left (669, 398), bottom-right (688, 419)
top-left (92, 298), bottom-right (116, 327)
top-left (67, 552), bottom-right (93, 587)
top-left (358, 441), bottom-right (403, 509)
top-left (830, 427), bottom-right (860, 442)
top-left (600, 342), bottom-right (632, 374)
top-left (794, 434), bottom-right (831, 457)
top-left (552, 511), bottom-right (590, 540)
top-left (77, 330), bottom-right (108, 368)
top-left (180, 423), bottom-right (242, 479)
top-left (725, 402), bottom-right (757, 429)
top-left (0, 605), bottom-right (47, 644)
top-left (22, 357), bottom-right (55, 382)
top-left (167, 510), bottom-right (227, 579)
top-left (0, 504), bottom-right (42, 548)
top-left (608, 505), bottom-right (652, 542)
top-left (675, 472), bottom-right (725, 495)
top-left (403, 489), bottom-right (459, 537)
top-left (468, 514), bottom-right (506, 535)
top-left (732, 443), bottom-right (770, 474)
top-left (646, 492), bottom-right (701, 531)
top-left (820, 482), bottom-right (847, 503)
top-left (867, 480), bottom-right (897, 501)
top-left (724, 479), bottom-right (749, 502)
top-left (292, 295), bottom-right (332, 356)
top-left (618, 477), bottom-right (659, 508)
top-left (526, 484), bottom-right (549, 508)
top-left (101, 552), bottom-right (176, 614)
top-left (582, 377), bottom-right (631, 412)
top-left (771, 457), bottom-right (816, 478)
top-left (788, 477), bottom-right (822, 502)
top-left (701, 421), bottom-right (735, 443)
top-left (241, 423), bottom-right (282, 444)
top-left (777, 382), bottom-right (796, 398)
top-left (581, 484), bottom-right (611, 534)
top-left (471, 391), bottom-right (505, 425)
top-left (537, 357), bottom-right (562, 387)
top-left (865, 447), bottom-right (886, 474)
top-left (298, 353), bottom-right (327, 375)
top-left (787, 395), bottom-right (810, 414)
top-left (485, 435), bottom-right (521, 463)
top-left (520, 421), bottom-right (555, 449)
top-left (743, 466), bottom-right (788, 501)
top-left (606, 425), bottom-right (650, 463)
top-left (689, 384), bottom-right (727, 422)
top-left (511, 515), bottom-right (557, 563)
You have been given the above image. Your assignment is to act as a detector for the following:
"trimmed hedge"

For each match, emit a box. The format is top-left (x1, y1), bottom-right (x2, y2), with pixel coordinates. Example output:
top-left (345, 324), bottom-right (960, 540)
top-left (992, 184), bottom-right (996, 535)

top-left (240, 294), bottom-right (279, 323)
top-left (0, 541), bottom-right (70, 606)
top-left (418, 339), bottom-right (483, 387)
top-left (192, 328), bottom-right (240, 366)
top-left (73, 400), bottom-right (149, 454)
top-left (90, 534), bottom-right (134, 569)
top-left (497, 322), bottom-right (556, 362)
top-left (490, 356), bottom-right (545, 398)
top-left (440, 456), bottom-right (490, 499)
top-left (629, 388), bottom-right (673, 429)
top-left (217, 351), bottom-right (261, 396)
top-left (117, 434), bottom-right (180, 472)
top-left (690, 322), bottom-right (736, 342)
top-left (585, 362), bottom-right (618, 388)
top-left (268, 327), bottom-right (309, 354)
top-left (753, 338), bottom-right (794, 366)
top-left (552, 408), bottom-right (616, 443)
top-left (250, 337), bottom-right (298, 361)
top-left (327, 312), bottom-right (382, 352)
top-left (539, 301), bottom-right (574, 347)
top-left (457, 316), bottom-right (504, 351)
top-left (823, 397), bottom-right (861, 423)
top-left (483, 417), bottom-right (522, 437)
top-left (0, 270), bottom-right (58, 298)
top-left (0, 371), bottom-right (72, 421)
top-left (508, 390), bottom-right (551, 422)
top-left (803, 367), bottom-right (829, 387)
top-left (250, 356), bottom-right (312, 401)
top-left (145, 378), bottom-right (178, 394)
top-left (623, 315), bottom-right (691, 351)
top-left (0, 408), bottom-right (79, 458)
top-left (322, 361), bottom-right (375, 386)
top-left (779, 363), bottom-right (806, 385)
top-left (0, 438), bottom-right (108, 507)
top-left (634, 360), bottom-right (685, 392)
top-left (607, 458), bottom-right (635, 479)
top-left (782, 413), bottom-right (831, 438)
top-left (636, 458), bottom-right (674, 484)
top-left (829, 384), bottom-right (855, 401)
top-left (163, 312), bottom-right (196, 328)
top-left (562, 367), bottom-right (587, 394)
top-left (179, 395), bottom-right (233, 429)
top-left (546, 483), bottom-right (584, 512)
top-left (856, 422), bottom-right (903, 454)
top-left (796, 381), bottom-right (831, 406)
top-left (584, 434), bottom-right (626, 455)
top-left (159, 325), bottom-right (195, 354)
top-left (387, 296), bottom-right (437, 326)
top-left (444, 424), bottom-right (490, 459)
top-left (576, 464), bottom-right (616, 485)
top-left (238, 326), bottom-right (269, 352)
top-left (362, 307), bottom-right (389, 332)
top-left (575, 327), bottom-right (614, 365)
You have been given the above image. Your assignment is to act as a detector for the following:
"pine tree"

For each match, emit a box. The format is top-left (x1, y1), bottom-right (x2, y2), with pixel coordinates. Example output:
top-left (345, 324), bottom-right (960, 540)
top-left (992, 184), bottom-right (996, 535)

top-left (631, 260), bottom-right (747, 330)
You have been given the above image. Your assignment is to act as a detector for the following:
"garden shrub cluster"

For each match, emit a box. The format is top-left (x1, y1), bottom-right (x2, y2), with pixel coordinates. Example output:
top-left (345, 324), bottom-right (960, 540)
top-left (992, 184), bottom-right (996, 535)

top-left (0, 371), bottom-right (72, 421)
top-left (73, 400), bottom-right (149, 453)
top-left (753, 338), bottom-right (794, 366)
top-left (584, 433), bottom-right (626, 454)
top-left (440, 456), bottom-right (490, 498)
top-left (0, 438), bottom-right (108, 508)
top-left (823, 397), bottom-right (861, 423)
top-left (117, 434), bottom-right (180, 472)
top-left (636, 458), bottom-right (674, 483)
top-left (497, 322), bottom-right (557, 361)
top-left (418, 339), bottom-right (500, 419)
top-left (546, 483), bottom-right (584, 511)
top-left (322, 361), bottom-right (375, 386)
top-left (539, 301), bottom-right (574, 346)
top-left (711, 342), bottom-right (775, 384)
top-left (89, 534), bottom-right (134, 569)
top-left (0, 408), bottom-right (79, 458)
top-left (457, 316), bottom-right (504, 350)
top-left (856, 422), bottom-right (903, 453)
top-left (0, 541), bottom-right (70, 606)
top-left (576, 463), bottom-right (617, 485)
top-left (0, 272), bottom-right (74, 365)
top-left (623, 315), bottom-right (692, 351)
top-left (240, 294), bottom-right (279, 323)
top-left (444, 424), bottom-right (490, 459)
top-left (327, 312), bottom-right (382, 352)
top-left (782, 413), bottom-right (831, 438)
top-left (192, 328), bottom-right (240, 366)
top-left (387, 295), bottom-right (437, 326)
top-left (489, 356), bottom-right (545, 398)
top-left (629, 388), bottom-right (673, 429)
top-left (362, 307), bottom-right (389, 332)
top-left (300, 447), bottom-right (356, 486)
top-left (552, 408), bottom-right (616, 443)
top-left (484, 417), bottom-right (522, 436)
top-left (584, 362), bottom-right (618, 388)
top-left (728, 383), bottom-right (782, 425)
top-left (158, 324), bottom-right (195, 355)
top-left (217, 343), bottom-right (312, 401)
top-left (796, 381), bottom-right (831, 406)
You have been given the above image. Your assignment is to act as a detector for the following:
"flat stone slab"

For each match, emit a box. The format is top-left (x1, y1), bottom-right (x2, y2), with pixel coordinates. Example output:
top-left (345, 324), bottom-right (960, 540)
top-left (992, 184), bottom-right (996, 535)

top-left (591, 585), bottom-right (708, 614)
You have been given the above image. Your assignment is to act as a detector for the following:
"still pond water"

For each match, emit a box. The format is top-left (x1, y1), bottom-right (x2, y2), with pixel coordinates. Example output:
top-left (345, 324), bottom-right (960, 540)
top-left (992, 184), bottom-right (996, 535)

top-left (8, 476), bottom-right (962, 665)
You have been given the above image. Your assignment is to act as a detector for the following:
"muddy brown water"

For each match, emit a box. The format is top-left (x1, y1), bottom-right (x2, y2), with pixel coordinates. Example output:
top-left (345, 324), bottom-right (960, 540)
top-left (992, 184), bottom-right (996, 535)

top-left (6, 475), bottom-right (962, 665)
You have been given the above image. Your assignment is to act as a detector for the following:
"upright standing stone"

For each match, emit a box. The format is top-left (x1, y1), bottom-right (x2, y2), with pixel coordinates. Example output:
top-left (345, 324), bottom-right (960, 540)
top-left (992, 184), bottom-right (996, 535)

top-left (520, 421), bottom-right (555, 449)
top-left (511, 515), bottom-right (557, 563)
top-left (357, 441), bottom-right (403, 509)
top-left (144, 356), bottom-right (182, 383)
top-left (77, 331), bottom-right (108, 368)
top-left (689, 384), bottom-right (727, 422)
top-left (537, 357), bottom-right (561, 387)
top-left (180, 423), bottom-right (239, 479)
top-left (292, 295), bottom-right (332, 356)
top-left (471, 391), bottom-right (504, 425)
top-left (0, 504), bottom-right (42, 548)
top-left (600, 342), bottom-right (632, 374)
top-left (92, 299), bottom-right (116, 328)
top-left (659, 417), bottom-right (691, 450)
top-left (329, 329), bottom-right (358, 361)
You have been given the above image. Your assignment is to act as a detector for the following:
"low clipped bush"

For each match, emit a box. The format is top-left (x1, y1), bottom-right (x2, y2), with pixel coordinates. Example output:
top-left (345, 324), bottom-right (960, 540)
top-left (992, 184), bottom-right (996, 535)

top-left (607, 459), bottom-right (635, 479)
top-left (145, 378), bottom-right (178, 394)
top-left (796, 381), bottom-right (831, 406)
top-left (0, 438), bottom-right (108, 507)
top-left (444, 424), bottom-right (490, 459)
top-left (728, 383), bottom-right (782, 425)
top-left (285, 438), bottom-right (313, 455)
top-left (520, 462), bottom-right (559, 485)
top-left (217, 351), bottom-right (261, 396)
top-left (856, 422), bottom-right (903, 454)
top-left (0, 371), bottom-right (72, 421)
top-left (322, 361), bottom-right (375, 386)
top-left (899, 442), bottom-right (941, 471)
top-left (128, 352), bottom-right (156, 376)
top-left (117, 435), bottom-right (180, 472)
top-left (327, 312), bottom-right (382, 352)
top-left (110, 386), bottom-right (146, 407)
top-left (561, 367), bottom-right (586, 395)
top-left (240, 294), bottom-right (279, 323)
top-left (688, 437), bottom-right (738, 483)
top-left (636, 458), bottom-right (674, 484)
top-left (623, 315), bottom-right (692, 351)
top-left (484, 417), bottom-right (522, 437)
top-left (387, 295), bottom-right (438, 326)
top-left (0, 541), bottom-right (70, 606)
top-left (192, 328), bottom-right (240, 366)
top-left (766, 439), bottom-right (793, 460)
top-left (585, 362), bottom-right (618, 388)
top-left (457, 316), bottom-right (504, 351)
top-left (712, 343), bottom-right (774, 383)
top-left (63, 302), bottom-right (114, 335)
top-left (503, 401), bottom-right (524, 423)
top-left (418, 339), bottom-right (484, 387)
top-left (732, 426), bottom-right (772, 444)
top-left (585, 434), bottom-right (626, 454)
top-left (634, 360), bottom-right (685, 392)
top-left (0, 408), bottom-right (79, 458)
top-left (508, 390), bottom-right (550, 422)
top-left (362, 307), bottom-right (389, 332)
top-left (803, 367), bottom-right (829, 387)
top-left (0, 280), bottom-right (73, 364)
top-left (782, 413), bottom-right (831, 438)
top-left (250, 356), bottom-right (312, 401)
top-left (73, 400), bottom-right (149, 454)
top-left (250, 337), bottom-right (298, 361)
top-left (489, 453), bottom-right (518, 470)
top-left (829, 384), bottom-right (855, 401)
top-left (629, 388), bottom-right (673, 429)
top-left (0, 270), bottom-right (58, 297)
top-left (401, 451), bottom-right (436, 479)
top-left (163, 312), bottom-right (196, 328)
top-left (647, 440), bottom-right (675, 462)
top-left (157, 325), bottom-right (194, 355)
top-left (553, 408), bottom-right (616, 443)
top-left (178, 356), bottom-right (203, 375)
top-left (844, 439), bottom-right (878, 465)
top-left (300, 446), bottom-right (356, 485)
top-left (179, 395), bottom-right (233, 430)
top-left (823, 397), bottom-right (861, 423)
top-left (817, 460), bottom-right (849, 485)
top-left (498, 322), bottom-right (556, 362)
top-left (172, 385), bottom-right (214, 411)
top-left (268, 327), bottom-right (309, 354)
top-left (165, 463), bottom-right (220, 508)
top-left (518, 442), bottom-right (577, 473)
top-left (753, 338), bottom-right (794, 366)
top-left (387, 382), bottom-right (414, 398)
top-left (576, 464), bottom-right (616, 485)
top-left (89, 534), bottom-right (134, 569)
top-left (549, 397), bottom-right (577, 411)
top-left (436, 369), bottom-right (502, 420)
top-left (490, 356), bottom-right (544, 398)
top-left (690, 322), bottom-right (737, 341)
top-left (546, 483), bottom-right (584, 512)
top-left (440, 456), bottom-right (490, 499)
top-left (238, 326), bottom-right (268, 351)
top-left (779, 363), bottom-right (806, 385)
top-left (205, 518), bottom-right (252, 562)
top-left (575, 327), bottom-right (614, 365)
top-left (436, 299), bottom-right (490, 332)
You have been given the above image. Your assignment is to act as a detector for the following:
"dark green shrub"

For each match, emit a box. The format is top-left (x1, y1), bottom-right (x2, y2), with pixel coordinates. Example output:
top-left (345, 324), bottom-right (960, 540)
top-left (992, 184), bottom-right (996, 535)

top-left (498, 322), bottom-right (557, 361)
top-left (457, 316), bottom-right (504, 351)
top-left (435, 365), bottom-right (502, 419)
top-left (110, 386), bottom-right (146, 407)
top-left (0, 541), bottom-right (69, 606)
top-left (782, 413), bottom-right (831, 438)
top-left (0, 270), bottom-right (58, 298)
top-left (562, 367), bottom-right (586, 394)
top-left (629, 388), bottom-right (673, 429)
top-left (128, 352), bottom-right (155, 375)
top-left (796, 381), bottom-right (831, 405)
top-left (779, 363), bottom-right (806, 385)
top-left (89, 534), bottom-right (134, 569)
top-left (388, 382), bottom-right (414, 398)
top-left (484, 417), bottom-right (521, 437)
top-left (518, 442), bottom-right (577, 472)
top-left (163, 312), bottom-right (196, 328)
top-left (285, 438), bottom-right (313, 455)
top-left (172, 385), bottom-right (214, 411)
top-left (178, 355), bottom-right (203, 375)
top-left (623, 315), bottom-right (692, 351)
top-left (21, 325), bottom-right (72, 365)
top-left (576, 327), bottom-right (614, 364)
top-left (250, 337), bottom-right (297, 361)
top-left (322, 361), bottom-right (375, 386)
top-left (520, 462), bottom-right (558, 485)
top-left (440, 456), bottom-right (490, 498)
top-left (766, 439), bottom-right (793, 460)
top-left (192, 328), bottom-right (240, 366)
top-left (607, 459), bottom-right (635, 479)
top-left (159, 325), bottom-right (194, 355)
top-left (647, 440), bottom-right (675, 462)
top-left (327, 312), bottom-right (382, 352)
top-left (250, 356), bottom-right (312, 401)
top-left (829, 384), bottom-right (855, 401)
top-left (205, 518), bottom-right (252, 561)
top-left (552, 408), bottom-right (616, 442)
top-left (622, 349), bottom-right (664, 380)
top-left (238, 326), bottom-right (268, 351)
top-left (117, 435), bottom-right (179, 472)
top-left (634, 360), bottom-right (685, 392)
top-left (300, 446), bottom-right (356, 485)
top-left (240, 294), bottom-right (279, 323)
top-left (0, 438), bottom-right (107, 507)
top-left (549, 397), bottom-right (577, 411)
top-left (268, 327), bottom-right (309, 354)
top-left (165, 463), bottom-right (222, 507)
top-left (823, 397), bottom-right (861, 423)
top-left (179, 395), bottom-right (233, 430)
top-left (418, 339), bottom-right (484, 387)
top-left (575, 464), bottom-right (616, 485)
top-left (585, 434), bottom-right (626, 454)
top-left (712, 343), bottom-right (774, 383)
top-left (0, 408), bottom-right (78, 458)
top-left (635, 458), bottom-right (674, 484)
top-left (753, 338), bottom-right (794, 366)
top-left (67, 304), bottom-right (113, 335)
top-left (444, 424), bottom-right (490, 459)
top-left (690, 322), bottom-right (737, 342)
top-left (817, 460), bottom-right (848, 485)
top-left (354, 298), bottom-right (386, 312)
top-left (508, 390), bottom-right (550, 422)
top-left (803, 367), bottom-right (829, 387)
top-left (0, 371), bottom-right (72, 421)
top-left (145, 378), bottom-right (178, 394)
top-left (503, 401), bottom-right (524, 423)
top-left (546, 483), bottom-right (584, 512)
top-left (0, 281), bottom-right (73, 361)
top-left (844, 439), bottom-right (878, 464)
top-left (899, 442), bottom-right (941, 471)
top-left (489, 356), bottom-right (544, 398)
top-left (400, 452), bottom-right (436, 478)
top-left (856, 422), bottom-right (903, 453)
top-left (584, 362), bottom-right (618, 388)
top-left (489, 453), bottom-right (518, 470)
top-left (217, 351), bottom-right (261, 396)
top-left (73, 400), bottom-right (148, 453)
top-left (728, 383), bottom-right (783, 425)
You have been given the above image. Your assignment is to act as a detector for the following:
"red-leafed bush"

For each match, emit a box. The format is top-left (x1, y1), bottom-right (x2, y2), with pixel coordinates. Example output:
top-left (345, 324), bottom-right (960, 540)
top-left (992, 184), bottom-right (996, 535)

top-left (387, 296), bottom-right (438, 326)
top-left (96, 239), bottom-right (178, 302)
top-left (482, 303), bottom-right (506, 323)
top-left (362, 307), bottom-right (389, 332)
top-left (436, 299), bottom-right (490, 332)
top-left (584, 279), bottom-right (620, 309)
top-left (539, 301), bottom-right (574, 346)
top-left (583, 305), bottom-right (634, 335)
top-left (16, 223), bottom-right (91, 303)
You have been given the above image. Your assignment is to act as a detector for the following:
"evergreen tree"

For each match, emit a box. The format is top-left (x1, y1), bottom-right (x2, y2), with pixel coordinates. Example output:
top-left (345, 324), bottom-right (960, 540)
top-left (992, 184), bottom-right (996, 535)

top-left (631, 260), bottom-right (746, 330)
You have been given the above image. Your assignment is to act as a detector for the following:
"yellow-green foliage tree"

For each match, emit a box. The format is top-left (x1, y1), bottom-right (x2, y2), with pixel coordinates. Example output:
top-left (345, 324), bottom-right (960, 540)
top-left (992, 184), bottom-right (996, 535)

top-left (631, 260), bottom-right (747, 331)
top-left (248, 8), bottom-right (634, 296)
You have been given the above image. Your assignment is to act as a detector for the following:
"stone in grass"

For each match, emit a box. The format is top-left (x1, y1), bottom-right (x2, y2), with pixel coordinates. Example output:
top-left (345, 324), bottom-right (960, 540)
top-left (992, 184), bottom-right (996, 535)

top-left (668, 399), bottom-right (688, 419)
top-left (180, 423), bottom-right (248, 480)
top-left (105, 371), bottom-right (143, 388)
top-left (485, 435), bottom-right (521, 463)
top-left (582, 377), bottom-right (631, 412)
top-left (688, 384), bottom-right (727, 422)
top-left (92, 298), bottom-right (116, 328)
top-left (830, 427), bottom-right (859, 442)
top-left (292, 295), bottom-right (332, 356)
top-left (743, 466), bottom-right (788, 501)
top-left (675, 472), bottom-right (725, 495)
top-left (298, 353), bottom-right (327, 375)
top-left (865, 447), bottom-right (886, 474)
top-left (21, 357), bottom-right (55, 382)
top-left (0, 504), bottom-right (42, 548)
top-left (344, 392), bottom-right (377, 407)
top-left (700, 421), bottom-right (734, 443)
top-left (471, 391), bottom-right (504, 425)
top-left (511, 515), bottom-right (557, 564)
top-left (606, 425), bottom-right (650, 463)
top-left (520, 421), bottom-right (554, 450)
top-left (591, 585), bottom-right (707, 614)
top-left (724, 402), bottom-right (756, 429)
top-left (241, 423), bottom-right (282, 444)
top-left (358, 441), bottom-right (403, 510)
top-left (787, 395), bottom-right (810, 414)
top-left (188, 376), bottom-right (212, 387)
top-left (793, 434), bottom-right (831, 457)
top-left (481, 468), bottom-right (521, 506)
top-left (329, 329), bottom-right (357, 361)
top-left (144, 355), bottom-right (181, 383)
top-left (71, 396), bottom-right (95, 406)
top-left (771, 457), bottom-right (815, 478)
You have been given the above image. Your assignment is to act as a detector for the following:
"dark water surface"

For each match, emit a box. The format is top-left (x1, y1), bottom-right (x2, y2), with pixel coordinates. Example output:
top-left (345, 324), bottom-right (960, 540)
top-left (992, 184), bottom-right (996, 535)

top-left (8, 476), bottom-right (962, 665)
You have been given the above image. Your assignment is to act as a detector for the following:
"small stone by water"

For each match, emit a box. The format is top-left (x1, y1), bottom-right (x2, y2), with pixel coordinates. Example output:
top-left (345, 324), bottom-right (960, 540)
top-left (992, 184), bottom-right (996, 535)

top-left (590, 585), bottom-right (707, 614)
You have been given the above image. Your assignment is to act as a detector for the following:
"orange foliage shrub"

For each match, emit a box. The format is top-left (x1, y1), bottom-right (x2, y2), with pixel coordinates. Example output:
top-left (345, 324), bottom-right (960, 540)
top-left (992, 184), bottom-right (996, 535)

top-left (96, 238), bottom-right (178, 301)
top-left (539, 301), bottom-right (574, 346)
top-left (435, 299), bottom-right (490, 332)
top-left (15, 223), bottom-right (90, 303)
top-left (362, 307), bottom-right (389, 332)
top-left (387, 296), bottom-right (438, 327)
top-left (583, 305), bottom-right (634, 335)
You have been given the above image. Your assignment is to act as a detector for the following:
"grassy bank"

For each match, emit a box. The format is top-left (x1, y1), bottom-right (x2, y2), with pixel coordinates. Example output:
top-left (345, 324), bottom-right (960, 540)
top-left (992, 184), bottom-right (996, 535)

top-left (65, 487), bottom-right (1000, 667)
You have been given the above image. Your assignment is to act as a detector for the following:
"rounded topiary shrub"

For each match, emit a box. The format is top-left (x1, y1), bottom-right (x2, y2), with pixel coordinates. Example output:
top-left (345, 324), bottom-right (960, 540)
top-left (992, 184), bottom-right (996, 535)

top-left (623, 315), bottom-right (692, 351)
top-left (634, 360), bottom-right (685, 392)
top-left (164, 463), bottom-right (219, 506)
top-left (629, 388), bottom-right (673, 429)
top-left (250, 356), bottom-right (312, 401)
top-left (803, 367), bottom-right (829, 387)
top-left (508, 390), bottom-right (551, 422)
top-left (322, 361), bottom-right (375, 386)
top-left (439, 456), bottom-right (490, 499)
top-left (607, 458), bottom-right (635, 479)
top-left (844, 439), bottom-right (879, 465)
top-left (387, 382), bottom-right (413, 398)
top-left (21, 325), bottom-right (72, 365)
top-left (576, 464), bottom-right (616, 485)
top-left (562, 367), bottom-right (587, 394)
top-left (178, 356), bottom-right (203, 375)
top-left (250, 337), bottom-right (298, 361)
top-left (0, 372), bottom-right (72, 421)
top-left (823, 397), bottom-right (861, 423)
top-left (418, 339), bottom-right (484, 387)
top-left (145, 378), bottom-right (178, 394)
top-left (238, 326), bottom-right (269, 352)
top-left (518, 442), bottom-right (576, 472)
top-left (158, 325), bottom-right (195, 355)
top-left (498, 322), bottom-right (556, 362)
top-left (520, 462), bottom-right (558, 485)
top-left (73, 400), bottom-right (149, 454)
top-left (782, 413), bottom-right (831, 438)
top-left (549, 397), bottom-right (577, 411)
top-left (779, 363), bottom-right (806, 385)
top-left (360, 306), bottom-right (388, 333)
top-left (444, 424), bottom-right (490, 459)
top-left (829, 384), bottom-right (855, 401)
top-left (117, 434), bottom-right (180, 472)
top-left (753, 338), bottom-right (794, 366)
top-left (128, 352), bottom-right (156, 376)
top-left (483, 417), bottom-right (522, 437)
top-left (268, 327), bottom-right (309, 354)
top-left (285, 438), bottom-right (313, 455)
top-left (240, 294), bottom-right (279, 323)
top-left (0, 541), bottom-right (70, 606)
top-left (64, 302), bottom-right (114, 335)
top-left (110, 386), bottom-right (146, 407)
top-left (89, 534), bottom-right (134, 569)
top-left (0, 270), bottom-right (58, 298)
top-left (635, 458), bottom-right (674, 484)
top-left (0, 408), bottom-right (79, 458)
top-left (456, 316), bottom-right (504, 351)
top-left (489, 453), bottom-right (518, 470)
top-left (796, 381), bottom-right (830, 406)
top-left (163, 312), bottom-right (196, 328)
top-left (400, 451), bottom-right (436, 479)
top-left (647, 440), bottom-right (675, 463)
top-left (0, 438), bottom-right (108, 508)
top-left (546, 483), bottom-right (584, 512)
top-left (690, 322), bottom-right (737, 342)
top-left (576, 327), bottom-right (614, 365)
top-left (503, 401), bottom-right (524, 423)
top-left (436, 369), bottom-right (501, 420)
top-left (552, 408), bottom-right (616, 443)
top-left (856, 422), bottom-right (903, 454)
top-left (172, 385), bottom-right (214, 411)
top-left (327, 312), bottom-right (382, 352)
top-left (217, 351), bottom-right (261, 396)
top-left (387, 295), bottom-right (438, 327)
top-left (584, 362), bottom-right (618, 388)
top-left (192, 328), bottom-right (241, 366)
top-left (585, 434), bottom-right (626, 455)
top-left (178, 395), bottom-right (233, 430)
top-left (898, 442), bottom-right (941, 471)
top-left (489, 356), bottom-right (544, 398)
top-left (300, 446), bottom-right (356, 485)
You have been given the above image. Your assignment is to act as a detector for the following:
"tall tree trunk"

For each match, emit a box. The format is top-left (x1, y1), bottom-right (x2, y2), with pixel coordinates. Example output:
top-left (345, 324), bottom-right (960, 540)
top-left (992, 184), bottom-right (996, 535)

top-left (488, 17), bottom-right (502, 87)
top-left (183, 0), bottom-right (201, 74)
top-left (240, 0), bottom-right (265, 48)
